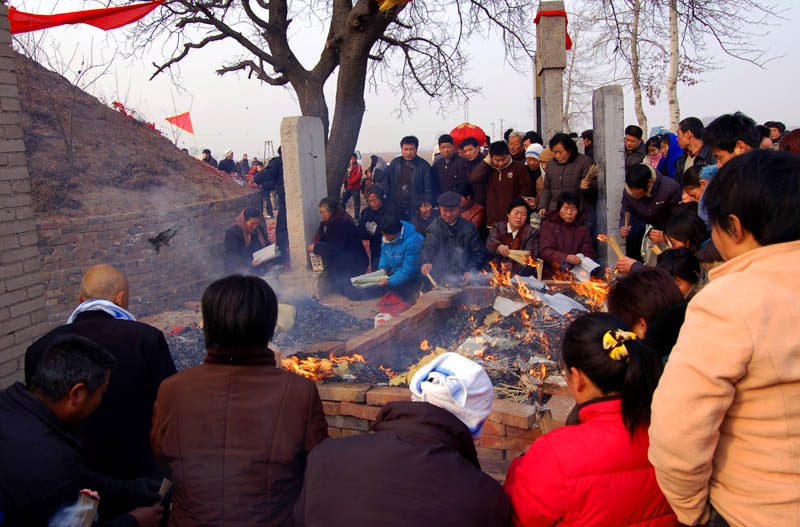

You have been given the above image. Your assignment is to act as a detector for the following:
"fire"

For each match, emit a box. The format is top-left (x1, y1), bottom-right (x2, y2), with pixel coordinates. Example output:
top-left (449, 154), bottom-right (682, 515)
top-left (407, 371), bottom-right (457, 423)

top-left (571, 278), bottom-right (609, 309)
top-left (281, 353), bottom-right (367, 380)
top-left (597, 234), bottom-right (608, 242)
top-left (420, 340), bottom-right (430, 351)
top-left (529, 363), bottom-right (547, 379)
top-left (379, 365), bottom-right (396, 378)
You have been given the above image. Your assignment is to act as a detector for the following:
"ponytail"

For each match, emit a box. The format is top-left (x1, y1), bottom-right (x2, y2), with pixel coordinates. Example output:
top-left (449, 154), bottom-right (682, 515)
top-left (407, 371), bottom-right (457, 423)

top-left (562, 312), bottom-right (664, 436)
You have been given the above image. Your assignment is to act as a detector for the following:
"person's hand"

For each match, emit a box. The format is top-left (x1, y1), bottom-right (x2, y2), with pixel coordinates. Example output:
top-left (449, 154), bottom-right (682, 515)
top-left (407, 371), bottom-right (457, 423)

top-left (523, 196), bottom-right (537, 208)
top-left (129, 505), bottom-right (164, 527)
top-left (580, 177), bottom-right (590, 190)
top-left (378, 277), bottom-right (389, 286)
top-left (129, 477), bottom-right (161, 504)
top-left (615, 257), bottom-right (637, 273)
top-left (538, 208), bottom-right (547, 218)
top-left (648, 229), bottom-right (665, 243)
top-left (421, 263), bottom-right (433, 276)
top-left (307, 243), bottom-right (315, 253)
top-left (501, 261), bottom-right (513, 273)
top-left (497, 244), bottom-right (510, 257)
top-left (460, 272), bottom-right (471, 285)
top-left (619, 225), bottom-right (632, 239)
top-left (565, 254), bottom-right (581, 265)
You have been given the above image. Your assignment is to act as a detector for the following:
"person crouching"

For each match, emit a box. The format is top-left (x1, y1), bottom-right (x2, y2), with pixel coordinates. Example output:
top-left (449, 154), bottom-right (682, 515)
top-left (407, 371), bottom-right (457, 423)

top-left (486, 198), bottom-right (538, 276)
top-left (538, 192), bottom-right (595, 279)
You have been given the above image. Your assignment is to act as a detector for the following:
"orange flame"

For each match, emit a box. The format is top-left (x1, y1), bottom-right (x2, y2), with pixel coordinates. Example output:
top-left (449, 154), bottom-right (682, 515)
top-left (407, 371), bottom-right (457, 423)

top-left (571, 278), bottom-right (609, 309)
top-left (379, 365), bottom-right (397, 378)
top-left (281, 353), bottom-right (367, 380)
top-left (420, 340), bottom-right (430, 351)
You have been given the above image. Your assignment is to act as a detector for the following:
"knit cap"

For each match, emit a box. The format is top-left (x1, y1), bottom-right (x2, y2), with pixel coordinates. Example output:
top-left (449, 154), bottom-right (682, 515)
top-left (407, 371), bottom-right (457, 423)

top-left (539, 147), bottom-right (555, 162)
top-left (525, 143), bottom-right (544, 159)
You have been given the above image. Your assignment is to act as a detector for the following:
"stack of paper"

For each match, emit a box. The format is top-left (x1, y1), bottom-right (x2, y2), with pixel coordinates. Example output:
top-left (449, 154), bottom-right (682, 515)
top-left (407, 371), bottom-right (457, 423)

top-left (571, 254), bottom-right (600, 282)
top-left (252, 245), bottom-right (280, 265)
top-left (350, 269), bottom-right (387, 288)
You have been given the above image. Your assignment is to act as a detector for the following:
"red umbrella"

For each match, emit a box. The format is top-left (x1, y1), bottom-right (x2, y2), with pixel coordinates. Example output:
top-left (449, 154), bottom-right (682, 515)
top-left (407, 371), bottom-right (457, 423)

top-left (450, 123), bottom-right (487, 147)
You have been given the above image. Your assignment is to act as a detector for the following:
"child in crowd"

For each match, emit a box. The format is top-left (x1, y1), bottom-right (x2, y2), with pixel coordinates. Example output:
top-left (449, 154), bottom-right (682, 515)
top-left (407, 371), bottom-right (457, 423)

top-left (656, 248), bottom-right (702, 299)
top-left (504, 312), bottom-right (678, 527)
top-left (665, 210), bottom-right (707, 252)
top-left (538, 192), bottom-right (594, 279)
top-left (411, 200), bottom-right (438, 238)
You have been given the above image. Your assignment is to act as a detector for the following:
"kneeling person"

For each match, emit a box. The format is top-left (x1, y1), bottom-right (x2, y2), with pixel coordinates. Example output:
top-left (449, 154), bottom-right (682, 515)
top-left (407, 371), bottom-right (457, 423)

top-left (376, 216), bottom-right (424, 301)
top-left (486, 198), bottom-right (538, 276)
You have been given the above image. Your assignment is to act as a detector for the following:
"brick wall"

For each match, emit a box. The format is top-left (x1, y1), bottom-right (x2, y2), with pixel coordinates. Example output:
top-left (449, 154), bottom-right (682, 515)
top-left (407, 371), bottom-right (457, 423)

top-left (0, 5), bottom-right (49, 388)
top-left (38, 192), bottom-right (260, 324)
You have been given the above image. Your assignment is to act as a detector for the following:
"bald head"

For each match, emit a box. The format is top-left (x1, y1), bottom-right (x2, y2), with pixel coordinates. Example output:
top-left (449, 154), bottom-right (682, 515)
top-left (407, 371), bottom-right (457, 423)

top-left (79, 265), bottom-right (129, 309)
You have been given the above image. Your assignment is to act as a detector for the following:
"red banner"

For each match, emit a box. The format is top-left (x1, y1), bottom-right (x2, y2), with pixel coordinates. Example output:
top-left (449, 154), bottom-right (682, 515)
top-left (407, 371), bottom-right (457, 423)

top-left (9, 1), bottom-right (164, 34)
top-left (165, 112), bottom-right (194, 135)
top-left (533, 10), bottom-right (573, 50)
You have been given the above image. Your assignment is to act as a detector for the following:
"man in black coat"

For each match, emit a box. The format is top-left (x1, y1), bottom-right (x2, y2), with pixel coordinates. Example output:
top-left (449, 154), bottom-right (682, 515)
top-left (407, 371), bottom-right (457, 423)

top-left (294, 353), bottom-right (509, 527)
top-left (432, 134), bottom-right (470, 198)
top-left (201, 148), bottom-right (217, 168)
top-left (262, 148), bottom-right (289, 260)
top-left (25, 265), bottom-right (176, 488)
top-left (358, 185), bottom-right (395, 271)
top-left (2, 335), bottom-right (162, 526)
top-left (218, 149), bottom-right (238, 174)
top-left (384, 136), bottom-right (434, 220)
top-left (624, 125), bottom-right (647, 171)
top-left (420, 191), bottom-right (486, 286)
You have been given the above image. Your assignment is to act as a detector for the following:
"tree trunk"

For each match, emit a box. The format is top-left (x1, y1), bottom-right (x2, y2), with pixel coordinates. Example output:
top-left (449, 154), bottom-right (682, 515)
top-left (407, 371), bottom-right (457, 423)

top-left (667, 0), bottom-right (680, 132)
top-left (630, 0), bottom-right (648, 134)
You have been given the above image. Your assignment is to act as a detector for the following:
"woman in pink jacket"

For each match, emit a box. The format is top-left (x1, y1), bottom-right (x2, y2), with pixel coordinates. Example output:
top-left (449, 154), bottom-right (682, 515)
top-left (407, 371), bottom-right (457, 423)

top-left (504, 312), bottom-right (678, 527)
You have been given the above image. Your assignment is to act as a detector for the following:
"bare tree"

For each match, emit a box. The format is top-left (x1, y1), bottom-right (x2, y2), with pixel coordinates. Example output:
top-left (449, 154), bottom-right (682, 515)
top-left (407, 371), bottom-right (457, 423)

top-left (114, 0), bottom-right (535, 194)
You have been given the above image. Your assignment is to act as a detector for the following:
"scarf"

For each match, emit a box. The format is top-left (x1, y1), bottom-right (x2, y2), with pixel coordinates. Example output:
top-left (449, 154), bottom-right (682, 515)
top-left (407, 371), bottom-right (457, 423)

top-left (235, 210), bottom-right (267, 248)
top-left (67, 299), bottom-right (136, 324)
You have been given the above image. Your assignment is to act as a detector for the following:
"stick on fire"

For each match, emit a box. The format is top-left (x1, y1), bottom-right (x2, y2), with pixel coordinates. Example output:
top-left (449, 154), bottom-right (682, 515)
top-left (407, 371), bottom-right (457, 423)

top-left (597, 234), bottom-right (624, 259)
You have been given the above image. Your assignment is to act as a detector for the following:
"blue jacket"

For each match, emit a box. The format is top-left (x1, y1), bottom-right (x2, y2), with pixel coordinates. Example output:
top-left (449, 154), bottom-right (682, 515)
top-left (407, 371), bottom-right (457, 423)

top-left (656, 133), bottom-right (684, 181)
top-left (379, 221), bottom-right (423, 287)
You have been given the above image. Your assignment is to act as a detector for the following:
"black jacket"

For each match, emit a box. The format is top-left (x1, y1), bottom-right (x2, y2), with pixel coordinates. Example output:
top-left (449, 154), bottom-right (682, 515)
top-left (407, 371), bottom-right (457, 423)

top-left (203, 155), bottom-right (217, 168)
top-left (0, 383), bottom-right (144, 527)
top-left (314, 209), bottom-right (368, 279)
top-left (25, 312), bottom-right (176, 483)
top-left (412, 209), bottom-right (440, 238)
top-left (224, 223), bottom-right (270, 274)
top-left (385, 156), bottom-right (434, 210)
top-left (432, 154), bottom-right (470, 197)
top-left (258, 155), bottom-right (284, 195)
top-left (218, 157), bottom-right (237, 174)
top-left (625, 142), bottom-right (647, 172)
top-left (358, 202), bottom-right (396, 251)
top-left (675, 143), bottom-right (714, 179)
top-left (294, 401), bottom-right (510, 527)
top-left (421, 216), bottom-right (486, 280)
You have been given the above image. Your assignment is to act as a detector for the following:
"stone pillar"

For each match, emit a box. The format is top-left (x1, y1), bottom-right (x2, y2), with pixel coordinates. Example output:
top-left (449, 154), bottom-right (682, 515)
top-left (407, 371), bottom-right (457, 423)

top-left (0, 4), bottom-right (49, 388)
top-left (536, 1), bottom-right (567, 142)
top-left (279, 116), bottom-right (327, 288)
top-left (592, 85), bottom-right (626, 268)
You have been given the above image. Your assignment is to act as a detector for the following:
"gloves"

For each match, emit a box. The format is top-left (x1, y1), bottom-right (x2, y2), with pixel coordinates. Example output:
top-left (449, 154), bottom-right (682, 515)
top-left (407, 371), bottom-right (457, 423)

top-left (366, 222), bottom-right (377, 235)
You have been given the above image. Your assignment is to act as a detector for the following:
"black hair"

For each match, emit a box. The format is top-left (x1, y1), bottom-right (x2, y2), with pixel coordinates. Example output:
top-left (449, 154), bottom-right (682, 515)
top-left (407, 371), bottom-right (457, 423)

top-left (365, 184), bottom-right (384, 199)
top-left (678, 117), bottom-right (704, 138)
top-left (680, 165), bottom-right (703, 189)
top-left (485, 135), bottom-right (491, 144)
top-left (765, 121), bottom-right (786, 134)
top-left (455, 181), bottom-right (474, 199)
top-left (625, 164), bottom-right (653, 190)
top-left (277, 146), bottom-right (282, 156)
top-left (665, 210), bottom-right (707, 251)
top-left (580, 129), bottom-right (593, 141)
top-left (561, 312), bottom-right (663, 435)
top-left (660, 135), bottom-right (670, 145)
top-left (202, 148), bottom-right (211, 155)
top-left (350, 153), bottom-right (358, 159)
top-left (503, 128), bottom-right (514, 142)
top-left (524, 131), bottom-right (544, 145)
top-left (489, 141), bottom-right (510, 157)
top-left (319, 197), bottom-right (340, 213)
top-left (381, 215), bottom-right (402, 235)
top-left (703, 149), bottom-right (800, 245)
top-left (548, 133), bottom-right (578, 161)
top-left (556, 191), bottom-right (580, 210)
top-left (703, 111), bottom-right (761, 153)
top-left (607, 267), bottom-right (686, 331)
top-left (625, 125), bottom-right (643, 139)
top-left (756, 124), bottom-right (771, 138)
top-left (459, 137), bottom-right (479, 149)
top-left (645, 136), bottom-right (662, 151)
top-left (30, 335), bottom-right (116, 402)
top-left (202, 275), bottom-right (278, 349)
top-left (657, 248), bottom-right (701, 285)
top-left (400, 135), bottom-right (419, 148)
top-left (252, 160), bottom-right (264, 167)
top-left (438, 134), bottom-right (454, 146)
top-left (243, 207), bottom-right (261, 220)
top-left (506, 197), bottom-right (530, 215)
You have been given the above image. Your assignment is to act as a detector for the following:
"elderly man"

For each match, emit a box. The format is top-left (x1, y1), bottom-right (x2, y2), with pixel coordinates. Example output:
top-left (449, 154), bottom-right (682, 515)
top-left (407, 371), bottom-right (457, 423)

top-left (508, 131), bottom-right (526, 162)
top-left (218, 148), bottom-right (237, 174)
top-left (25, 265), bottom-right (176, 489)
top-left (294, 352), bottom-right (509, 527)
top-left (420, 191), bottom-right (486, 286)
top-left (2, 335), bottom-right (163, 526)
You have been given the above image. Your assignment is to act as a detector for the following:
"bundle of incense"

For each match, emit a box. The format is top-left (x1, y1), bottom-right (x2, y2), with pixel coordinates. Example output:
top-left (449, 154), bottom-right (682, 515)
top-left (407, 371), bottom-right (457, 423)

top-left (650, 244), bottom-right (663, 255)
top-left (76, 489), bottom-right (100, 527)
top-left (624, 212), bottom-right (631, 228)
top-left (597, 234), bottom-right (625, 259)
top-left (583, 164), bottom-right (600, 182)
top-left (535, 259), bottom-right (543, 281)
top-left (425, 272), bottom-right (439, 289)
top-left (157, 478), bottom-right (172, 504)
top-left (507, 250), bottom-right (531, 266)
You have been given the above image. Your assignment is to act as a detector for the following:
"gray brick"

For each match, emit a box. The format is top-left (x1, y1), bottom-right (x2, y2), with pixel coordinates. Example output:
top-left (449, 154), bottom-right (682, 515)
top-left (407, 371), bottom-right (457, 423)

top-left (10, 179), bottom-right (30, 193)
top-left (29, 308), bottom-right (47, 324)
top-left (0, 313), bottom-right (30, 334)
top-left (22, 258), bottom-right (41, 273)
top-left (1, 246), bottom-right (39, 263)
top-left (0, 181), bottom-right (10, 194)
top-left (0, 261), bottom-right (21, 279)
top-left (0, 194), bottom-right (31, 208)
top-left (0, 112), bottom-right (19, 125)
top-left (0, 85), bottom-right (18, 98)
top-left (0, 289), bottom-right (26, 308)
top-left (0, 137), bottom-right (24, 152)
top-left (18, 231), bottom-right (37, 246)
top-left (14, 208), bottom-right (33, 220)
top-left (10, 297), bottom-right (44, 318)
top-left (0, 72), bottom-right (16, 84)
top-left (0, 219), bottom-right (35, 235)
top-left (6, 153), bottom-right (25, 166)
top-left (0, 359), bottom-right (20, 382)
top-left (5, 271), bottom-right (42, 292)
top-left (0, 233), bottom-right (18, 250)
top-left (12, 321), bottom-right (50, 344)
top-left (0, 166), bottom-right (28, 180)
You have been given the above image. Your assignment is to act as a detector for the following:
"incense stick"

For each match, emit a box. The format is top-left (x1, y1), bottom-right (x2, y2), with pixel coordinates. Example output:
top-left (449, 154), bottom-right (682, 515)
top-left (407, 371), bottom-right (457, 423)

top-left (425, 272), bottom-right (438, 289)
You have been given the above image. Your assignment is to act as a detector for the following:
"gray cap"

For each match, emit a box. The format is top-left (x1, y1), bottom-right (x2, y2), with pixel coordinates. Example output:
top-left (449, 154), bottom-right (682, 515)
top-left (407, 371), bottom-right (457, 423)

top-left (438, 191), bottom-right (462, 208)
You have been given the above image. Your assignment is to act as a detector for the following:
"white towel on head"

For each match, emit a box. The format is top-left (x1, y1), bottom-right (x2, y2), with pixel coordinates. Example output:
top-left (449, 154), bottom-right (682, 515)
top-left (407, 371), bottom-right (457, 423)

top-left (409, 352), bottom-right (494, 438)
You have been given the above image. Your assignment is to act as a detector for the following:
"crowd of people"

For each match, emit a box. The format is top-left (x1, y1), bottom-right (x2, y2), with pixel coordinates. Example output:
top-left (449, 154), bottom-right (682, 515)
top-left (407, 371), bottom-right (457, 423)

top-left (3, 115), bottom-right (797, 527)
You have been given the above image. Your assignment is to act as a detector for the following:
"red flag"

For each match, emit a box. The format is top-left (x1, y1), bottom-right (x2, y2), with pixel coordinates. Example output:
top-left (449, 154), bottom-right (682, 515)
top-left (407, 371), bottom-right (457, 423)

top-left (165, 112), bottom-right (194, 135)
top-left (9, 1), bottom-right (164, 34)
top-left (533, 10), bottom-right (573, 50)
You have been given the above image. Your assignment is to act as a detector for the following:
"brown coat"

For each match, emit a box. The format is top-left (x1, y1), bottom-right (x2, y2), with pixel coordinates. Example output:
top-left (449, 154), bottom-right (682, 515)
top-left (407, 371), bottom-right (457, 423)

top-left (486, 221), bottom-right (538, 275)
top-left (470, 156), bottom-right (534, 226)
top-left (151, 347), bottom-right (328, 527)
top-left (539, 153), bottom-right (595, 213)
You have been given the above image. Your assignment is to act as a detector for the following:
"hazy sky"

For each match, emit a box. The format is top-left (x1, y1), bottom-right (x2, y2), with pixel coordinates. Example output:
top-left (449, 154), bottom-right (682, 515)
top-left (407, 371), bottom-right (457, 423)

top-left (15, 0), bottom-right (799, 158)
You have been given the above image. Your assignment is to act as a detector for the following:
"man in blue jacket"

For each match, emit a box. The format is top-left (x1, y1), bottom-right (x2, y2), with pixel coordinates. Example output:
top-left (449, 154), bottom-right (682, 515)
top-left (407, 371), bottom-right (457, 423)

top-left (377, 216), bottom-right (424, 301)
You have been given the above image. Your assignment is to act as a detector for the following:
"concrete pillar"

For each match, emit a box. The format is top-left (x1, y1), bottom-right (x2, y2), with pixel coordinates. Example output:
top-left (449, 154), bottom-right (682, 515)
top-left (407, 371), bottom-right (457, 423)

top-left (536, 1), bottom-right (567, 143)
top-left (279, 116), bottom-right (328, 279)
top-left (592, 85), bottom-right (626, 268)
top-left (0, 4), bottom-right (49, 388)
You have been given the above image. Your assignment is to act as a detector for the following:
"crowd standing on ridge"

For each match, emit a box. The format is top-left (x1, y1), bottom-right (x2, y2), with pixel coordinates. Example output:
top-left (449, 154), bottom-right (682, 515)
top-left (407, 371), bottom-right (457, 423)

top-left (1, 115), bottom-right (799, 527)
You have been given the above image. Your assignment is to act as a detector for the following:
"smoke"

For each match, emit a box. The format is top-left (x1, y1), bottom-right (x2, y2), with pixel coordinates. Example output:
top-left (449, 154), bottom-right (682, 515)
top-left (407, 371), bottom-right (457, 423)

top-left (47, 497), bottom-right (97, 527)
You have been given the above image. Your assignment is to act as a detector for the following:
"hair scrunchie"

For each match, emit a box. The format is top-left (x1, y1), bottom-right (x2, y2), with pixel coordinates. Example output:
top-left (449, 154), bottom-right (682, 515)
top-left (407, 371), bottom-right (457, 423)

top-left (603, 329), bottom-right (638, 362)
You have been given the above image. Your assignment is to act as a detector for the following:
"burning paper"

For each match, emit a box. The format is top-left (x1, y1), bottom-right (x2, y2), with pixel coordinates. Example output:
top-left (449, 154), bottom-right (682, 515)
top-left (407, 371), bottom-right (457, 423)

top-left (570, 254), bottom-right (601, 282)
top-left (252, 244), bottom-right (280, 265)
top-left (493, 295), bottom-right (527, 317)
top-left (540, 293), bottom-right (589, 316)
top-left (350, 269), bottom-right (387, 288)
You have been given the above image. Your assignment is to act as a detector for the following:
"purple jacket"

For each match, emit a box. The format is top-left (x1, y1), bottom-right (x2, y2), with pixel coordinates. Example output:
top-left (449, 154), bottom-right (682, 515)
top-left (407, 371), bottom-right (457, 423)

top-left (539, 211), bottom-right (594, 279)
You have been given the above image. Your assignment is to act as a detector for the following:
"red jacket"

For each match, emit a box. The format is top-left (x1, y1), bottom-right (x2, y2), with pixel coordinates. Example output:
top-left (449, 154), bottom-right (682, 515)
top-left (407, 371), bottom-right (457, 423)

top-left (347, 163), bottom-right (363, 190)
top-left (538, 211), bottom-right (594, 279)
top-left (504, 399), bottom-right (678, 527)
